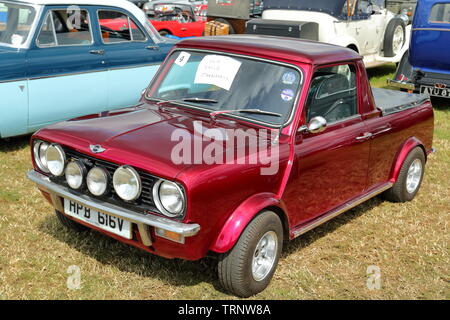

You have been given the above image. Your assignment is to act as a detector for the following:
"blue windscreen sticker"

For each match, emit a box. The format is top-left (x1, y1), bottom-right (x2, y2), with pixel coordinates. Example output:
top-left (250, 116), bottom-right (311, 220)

top-left (282, 72), bottom-right (297, 85)
top-left (281, 89), bottom-right (294, 102)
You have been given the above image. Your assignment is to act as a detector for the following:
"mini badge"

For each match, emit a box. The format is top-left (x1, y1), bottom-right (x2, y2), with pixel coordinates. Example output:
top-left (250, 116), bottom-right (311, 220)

top-left (90, 145), bottom-right (106, 154)
top-left (282, 72), bottom-right (297, 85)
top-left (281, 89), bottom-right (294, 102)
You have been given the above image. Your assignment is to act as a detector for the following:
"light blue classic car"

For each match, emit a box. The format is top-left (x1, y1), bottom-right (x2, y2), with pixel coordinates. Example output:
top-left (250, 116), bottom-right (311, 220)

top-left (0, 0), bottom-right (175, 138)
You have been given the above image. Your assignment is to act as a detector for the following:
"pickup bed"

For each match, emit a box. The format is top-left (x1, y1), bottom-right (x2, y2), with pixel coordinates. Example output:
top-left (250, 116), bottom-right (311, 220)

top-left (27, 35), bottom-right (434, 297)
top-left (373, 88), bottom-right (429, 115)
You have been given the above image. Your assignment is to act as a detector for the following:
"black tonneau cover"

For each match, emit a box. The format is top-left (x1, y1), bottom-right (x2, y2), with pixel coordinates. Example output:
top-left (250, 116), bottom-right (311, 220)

top-left (372, 88), bottom-right (429, 116)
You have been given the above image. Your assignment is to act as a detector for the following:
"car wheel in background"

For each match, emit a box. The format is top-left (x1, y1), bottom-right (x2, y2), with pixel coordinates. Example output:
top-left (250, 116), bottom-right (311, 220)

top-left (384, 18), bottom-right (406, 57)
top-left (215, 18), bottom-right (236, 34)
top-left (55, 210), bottom-right (89, 232)
top-left (383, 147), bottom-right (426, 202)
top-left (217, 211), bottom-right (283, 297)
top-left (158, 30), bottom-right (171, 37)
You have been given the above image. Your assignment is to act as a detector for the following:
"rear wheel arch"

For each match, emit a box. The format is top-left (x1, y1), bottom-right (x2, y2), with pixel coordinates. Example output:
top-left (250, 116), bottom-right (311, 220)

top-left (384, 146), bottom-right (426, 202)
top-left (389, 137), bottom-right (427, 183)
top-left (347, 44), bottom-right (359, 53)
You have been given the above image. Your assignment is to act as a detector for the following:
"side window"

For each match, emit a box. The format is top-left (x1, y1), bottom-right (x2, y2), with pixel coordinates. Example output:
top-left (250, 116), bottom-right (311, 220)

top-left (306, 64), bottom-right (358, 124)
top-left (429, 3), bottom-right (450, 24)
top-left (37, 11), bottom-right (56, 46)
top-left (37, 9), bottom-right (92, 47)
top-left (357, 0), bottom-right (371, 15)
top-left (98, 10), bottom-right (146, 43)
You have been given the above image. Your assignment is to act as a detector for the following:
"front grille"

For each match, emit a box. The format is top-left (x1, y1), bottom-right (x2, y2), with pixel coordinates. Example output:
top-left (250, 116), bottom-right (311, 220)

top-left (50, 147), bottom-right (160, 215)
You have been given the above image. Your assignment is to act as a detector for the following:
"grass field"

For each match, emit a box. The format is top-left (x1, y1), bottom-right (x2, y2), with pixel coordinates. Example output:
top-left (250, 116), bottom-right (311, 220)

top-left (0, 64), bottom-right (448, 300)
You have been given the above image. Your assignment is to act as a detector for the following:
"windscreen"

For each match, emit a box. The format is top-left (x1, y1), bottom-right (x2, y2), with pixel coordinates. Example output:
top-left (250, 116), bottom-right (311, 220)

top-left (147, 50), bottom-right (304, 126)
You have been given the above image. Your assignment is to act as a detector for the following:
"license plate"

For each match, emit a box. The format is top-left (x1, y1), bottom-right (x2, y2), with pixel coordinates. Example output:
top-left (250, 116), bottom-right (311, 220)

top-left (63, 199), bottom-right (132, 239)
top-left (420, 85), bottom-right (450, 98)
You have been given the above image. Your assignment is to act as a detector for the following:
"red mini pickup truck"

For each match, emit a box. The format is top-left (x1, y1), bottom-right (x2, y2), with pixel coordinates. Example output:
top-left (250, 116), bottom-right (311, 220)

top-left (28, 35), bottom-right (434, 297)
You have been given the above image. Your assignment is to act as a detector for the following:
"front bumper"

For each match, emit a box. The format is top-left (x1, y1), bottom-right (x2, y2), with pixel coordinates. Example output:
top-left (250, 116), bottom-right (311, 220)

top-left (27, 170), bottom-right (200, 246)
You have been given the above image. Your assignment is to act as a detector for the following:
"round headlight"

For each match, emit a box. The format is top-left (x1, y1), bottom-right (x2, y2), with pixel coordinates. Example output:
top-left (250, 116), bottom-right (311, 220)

top-left (45, 144), bottom-right (66, 176)
top-left (87, 167), bottom-right (109, 196)
top-left (65, 161), bottom-right (86, 190)
top-left (33, 140), bottom-right (50, 173)
top-left (113, 166), bottom-right (141, 201)
top-left (153, 180), bottom-right (185, 217)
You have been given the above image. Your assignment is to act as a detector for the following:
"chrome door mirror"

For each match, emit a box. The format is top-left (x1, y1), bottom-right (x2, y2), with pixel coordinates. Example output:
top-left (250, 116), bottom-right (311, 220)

top-left (308, 116), bottom-right (327, 134)
top-left (299, 116), bottom-right (327, 134)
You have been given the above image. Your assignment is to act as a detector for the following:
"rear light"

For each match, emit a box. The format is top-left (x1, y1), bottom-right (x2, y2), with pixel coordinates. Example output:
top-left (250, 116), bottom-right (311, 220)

top-left (397, 74), bottom-right (409, 82)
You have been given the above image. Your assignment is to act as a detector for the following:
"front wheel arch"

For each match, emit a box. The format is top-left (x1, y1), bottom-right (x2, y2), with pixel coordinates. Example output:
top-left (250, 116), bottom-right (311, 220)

top-left (209, 194), bottom-right (290, 254)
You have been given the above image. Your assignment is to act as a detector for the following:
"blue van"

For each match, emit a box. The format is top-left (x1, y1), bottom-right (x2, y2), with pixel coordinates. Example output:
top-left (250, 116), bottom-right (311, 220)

top-left (389, 0), bottom-right (450, 98)
top-left (0, 0), bottom-right (175, 139)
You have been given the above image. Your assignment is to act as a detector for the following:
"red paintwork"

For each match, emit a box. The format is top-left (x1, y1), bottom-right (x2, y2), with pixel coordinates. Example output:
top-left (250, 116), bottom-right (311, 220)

top-left (100, 18), bottom-right (206, 38)
top-left (150, 19), bottom-right (205, 38)
top-left (30, 35), bottom-right (434, 261)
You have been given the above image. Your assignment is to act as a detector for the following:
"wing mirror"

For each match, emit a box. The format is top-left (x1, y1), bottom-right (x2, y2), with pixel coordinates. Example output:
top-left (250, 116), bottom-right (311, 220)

top-left (299, 116), bottom-right (327, 134)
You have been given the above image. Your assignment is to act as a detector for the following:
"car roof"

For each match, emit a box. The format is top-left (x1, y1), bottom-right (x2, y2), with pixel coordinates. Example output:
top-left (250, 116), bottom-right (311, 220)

top-left (177, 35), bottom-right (361, 66)
top-left (11, 0), bottom-right (147, 27)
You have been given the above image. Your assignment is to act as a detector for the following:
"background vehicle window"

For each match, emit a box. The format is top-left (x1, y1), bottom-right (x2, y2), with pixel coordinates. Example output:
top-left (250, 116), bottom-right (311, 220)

top-left (37, 9), bottom-right (92, 47)
top-left (357, 0), bottom-right (371, 15)
top-left (429, 3), bottom-right (450, 23)
top-left (98, 10), bottom-right (146, 43)
top-left (0, 2), bottom-right (36, 47)
top-left (306, 64), bottom-right (357, 124)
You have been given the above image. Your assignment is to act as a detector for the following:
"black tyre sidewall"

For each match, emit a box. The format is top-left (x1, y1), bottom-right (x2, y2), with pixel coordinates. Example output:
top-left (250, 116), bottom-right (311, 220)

top-left (215, 18), bottom-right (236, 34)
top-left (158, 30), bottom-right (170, 37)
top-left (56, 210), bottom-right (89, 232)
top-left (386, 147), bottom-right (426, 203)
top-left (384, 18), bottom-right (405, 57)
top-left (399, 148), bottom-right (425, 201)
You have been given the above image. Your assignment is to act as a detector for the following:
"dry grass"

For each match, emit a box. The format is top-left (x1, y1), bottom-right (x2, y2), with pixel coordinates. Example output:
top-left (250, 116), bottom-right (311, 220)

top-left (0, 65), bottom-right (448, 300)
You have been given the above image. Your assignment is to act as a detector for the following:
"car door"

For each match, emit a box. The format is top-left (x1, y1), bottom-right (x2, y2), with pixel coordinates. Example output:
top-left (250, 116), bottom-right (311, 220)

top-left (282, 63), bottom-right (371, 227)
top-left (344, 0), bottom-right (379, 55)
top-left (0, 1), bottom-right (33, 138)
top-left (26, 5), bottom-right (108, 131)
top-left (96, 7), bottom-right (170, 109)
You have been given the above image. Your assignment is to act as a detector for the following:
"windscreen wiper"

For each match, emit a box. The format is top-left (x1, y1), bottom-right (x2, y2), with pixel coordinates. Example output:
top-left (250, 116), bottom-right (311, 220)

top-left (156, 98), bottom-right (218, 106)
top-left (181, 98), bottom-right (218, 104)
top-left (210, 109), bottom-right (282, 121)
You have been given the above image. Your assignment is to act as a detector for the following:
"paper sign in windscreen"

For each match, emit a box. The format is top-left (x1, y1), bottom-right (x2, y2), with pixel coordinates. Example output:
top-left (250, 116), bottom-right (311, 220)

top-left (194, 55), bottom-right (242, 91)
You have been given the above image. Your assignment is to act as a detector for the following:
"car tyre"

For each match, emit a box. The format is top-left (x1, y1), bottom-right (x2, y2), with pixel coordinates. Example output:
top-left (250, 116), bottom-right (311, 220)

top-left (217, 211), bottom-right (283, 297)
top-left (384, 18), bottom-right (406, 57)
top-left (55, 210), bottom-right (89, 232)
top-left (383, 147), bottom-right (425, 202)
top-left (215, 18), bottom-right (236, 34)
top-left (158, 30), bottom-right (170, 37)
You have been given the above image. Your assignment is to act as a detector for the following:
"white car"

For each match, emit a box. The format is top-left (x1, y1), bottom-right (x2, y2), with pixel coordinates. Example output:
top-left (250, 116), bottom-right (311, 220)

top-left (247, 0), bottom-right (410, 68)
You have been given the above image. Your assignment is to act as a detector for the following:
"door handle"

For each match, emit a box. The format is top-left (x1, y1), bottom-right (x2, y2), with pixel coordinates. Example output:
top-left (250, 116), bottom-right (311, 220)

top-left (146, 45), bottom-right (160, 51)
top-left (90, 49), bottom-right (105, 55)
top-left (356, 132), bottom-right (373, 141)
top-left (372, 125), bottom-right (392, 137)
